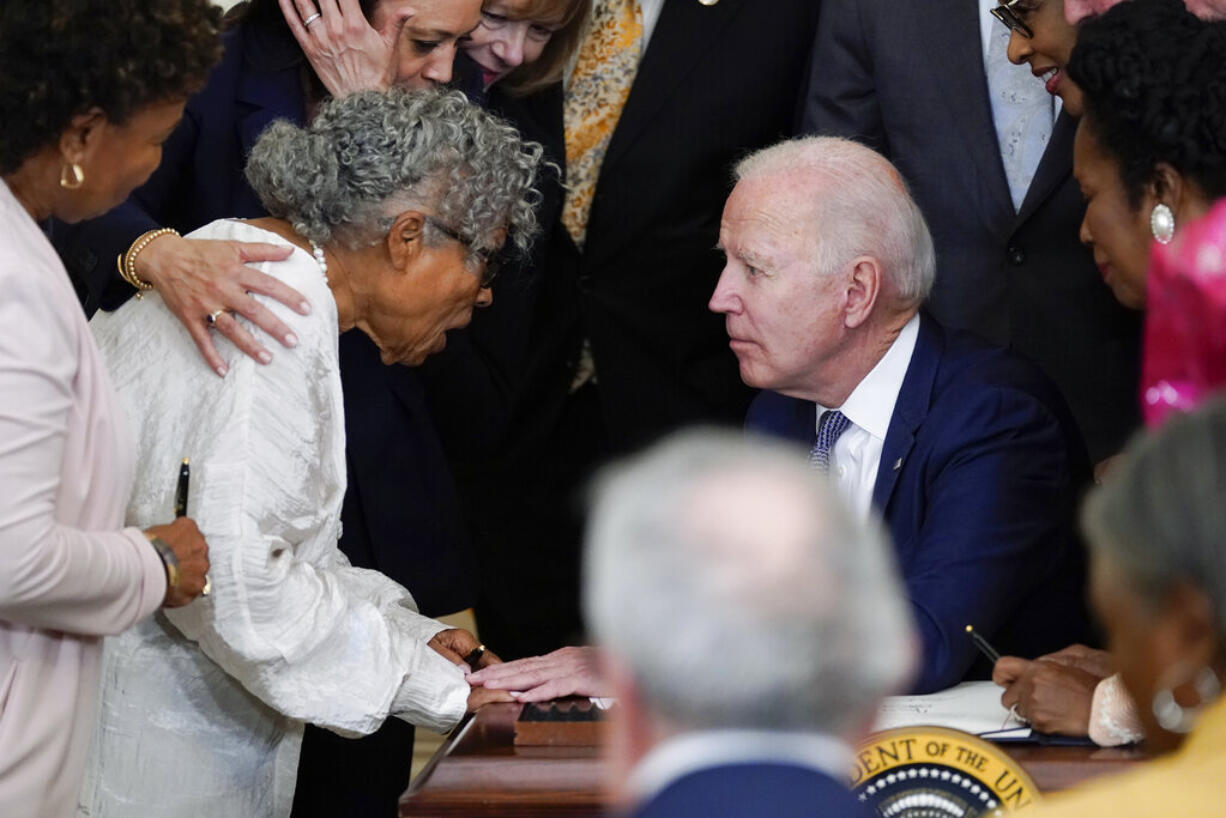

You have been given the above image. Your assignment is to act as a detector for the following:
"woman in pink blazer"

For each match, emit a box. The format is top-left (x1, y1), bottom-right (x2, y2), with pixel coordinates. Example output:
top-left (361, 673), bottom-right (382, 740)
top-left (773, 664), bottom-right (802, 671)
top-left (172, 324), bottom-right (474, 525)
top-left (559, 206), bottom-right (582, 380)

top-left (0, 3), bottom-right (219, 815)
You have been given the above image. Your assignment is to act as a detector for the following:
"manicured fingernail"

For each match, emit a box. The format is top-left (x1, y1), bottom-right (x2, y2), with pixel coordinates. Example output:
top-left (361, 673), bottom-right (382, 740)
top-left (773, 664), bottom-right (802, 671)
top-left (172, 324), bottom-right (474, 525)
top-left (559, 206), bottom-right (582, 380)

top-left (216, 364), bottom-right (228, 377)
top-left (258, 350), bottom-right (273, 364)
top-left (299, 301), bottom-right (311, 314)
top-left (285, 332), bottom-right (299, 347)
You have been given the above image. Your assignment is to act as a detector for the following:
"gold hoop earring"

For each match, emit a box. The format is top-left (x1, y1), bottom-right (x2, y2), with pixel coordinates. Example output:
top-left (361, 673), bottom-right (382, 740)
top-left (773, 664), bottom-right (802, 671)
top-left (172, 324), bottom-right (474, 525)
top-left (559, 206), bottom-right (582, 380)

top-left (59, 163), bottom-right (85, 190)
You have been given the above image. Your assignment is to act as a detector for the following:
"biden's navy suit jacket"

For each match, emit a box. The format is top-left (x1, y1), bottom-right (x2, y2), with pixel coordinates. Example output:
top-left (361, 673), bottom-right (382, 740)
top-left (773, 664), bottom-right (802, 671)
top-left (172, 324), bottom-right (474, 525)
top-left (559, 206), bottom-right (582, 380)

top-left (625, 763), bottom-right (874, 818)
top-left (747, 314), bottom-right (1094, 693)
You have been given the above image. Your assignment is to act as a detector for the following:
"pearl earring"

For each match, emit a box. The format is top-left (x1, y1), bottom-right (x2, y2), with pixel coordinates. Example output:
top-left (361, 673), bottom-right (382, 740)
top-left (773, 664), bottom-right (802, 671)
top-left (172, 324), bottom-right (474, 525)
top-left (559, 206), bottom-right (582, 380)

top-left (1151, 203), bottom-right (1176, 245)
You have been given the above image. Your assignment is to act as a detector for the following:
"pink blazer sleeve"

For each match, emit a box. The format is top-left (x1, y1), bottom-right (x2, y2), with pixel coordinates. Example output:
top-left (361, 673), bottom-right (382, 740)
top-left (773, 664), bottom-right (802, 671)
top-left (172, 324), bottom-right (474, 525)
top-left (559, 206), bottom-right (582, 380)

top-left (0, 229), bottom-right (165, 635)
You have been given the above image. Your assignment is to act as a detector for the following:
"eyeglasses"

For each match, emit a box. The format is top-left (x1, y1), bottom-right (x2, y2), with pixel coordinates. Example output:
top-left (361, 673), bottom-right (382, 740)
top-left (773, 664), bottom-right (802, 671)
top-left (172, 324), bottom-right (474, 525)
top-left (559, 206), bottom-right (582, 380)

top-left (424, 217), bottom-right (504, 289)
top-left (990, 0), bottom-right (1034, 39)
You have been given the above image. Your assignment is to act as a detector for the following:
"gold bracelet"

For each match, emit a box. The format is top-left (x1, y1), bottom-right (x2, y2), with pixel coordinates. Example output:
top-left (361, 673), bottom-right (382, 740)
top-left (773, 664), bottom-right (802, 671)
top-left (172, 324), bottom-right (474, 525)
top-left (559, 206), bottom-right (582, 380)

top-left (117, 228), bottom-right (178, 299)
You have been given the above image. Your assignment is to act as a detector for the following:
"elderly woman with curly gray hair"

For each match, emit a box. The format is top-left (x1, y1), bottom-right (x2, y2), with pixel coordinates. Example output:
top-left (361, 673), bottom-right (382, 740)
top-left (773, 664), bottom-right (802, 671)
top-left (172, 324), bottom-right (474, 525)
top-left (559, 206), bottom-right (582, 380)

top-left (78, 87), bottom-right (543, 817)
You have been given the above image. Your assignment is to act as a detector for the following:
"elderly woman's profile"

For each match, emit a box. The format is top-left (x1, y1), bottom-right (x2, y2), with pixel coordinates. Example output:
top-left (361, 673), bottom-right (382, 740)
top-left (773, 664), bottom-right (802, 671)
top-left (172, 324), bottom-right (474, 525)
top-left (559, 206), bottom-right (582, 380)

top-left (79, 87), bottom-right (543, 817)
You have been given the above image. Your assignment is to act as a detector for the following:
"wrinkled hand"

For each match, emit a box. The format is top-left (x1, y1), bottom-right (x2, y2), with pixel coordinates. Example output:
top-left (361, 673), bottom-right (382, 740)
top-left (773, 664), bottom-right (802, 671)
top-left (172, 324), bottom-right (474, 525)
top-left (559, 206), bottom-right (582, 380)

top-left (135, 234), bottom-right (304, 377)
top-left (466, 646), bottom-right (607, 703)
top-left (144, 517), bottom-right (210, 608)
top-left (1038, 644), bottom-right (1116, 679)
top-left (467, 685), bottom-right (515, 713)
top-left (278, 0), bottom-right (413, 96)
top-left (994, 656), bottom-right (1101, 736)
top-left (428, 628), bottom-right (502, 672)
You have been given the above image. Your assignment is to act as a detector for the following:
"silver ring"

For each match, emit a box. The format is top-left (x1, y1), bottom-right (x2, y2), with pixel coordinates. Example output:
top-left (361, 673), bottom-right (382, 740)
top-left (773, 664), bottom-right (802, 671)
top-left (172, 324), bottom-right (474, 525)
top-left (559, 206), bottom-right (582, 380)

top-left (302, 11), bottom-right (322, 26)
top-left (1009, 703), bottom-right (1029, 724)
top-left (201, 574), bottom-right (212, 597)
top-left (206, 309), bottom-right (225, 325)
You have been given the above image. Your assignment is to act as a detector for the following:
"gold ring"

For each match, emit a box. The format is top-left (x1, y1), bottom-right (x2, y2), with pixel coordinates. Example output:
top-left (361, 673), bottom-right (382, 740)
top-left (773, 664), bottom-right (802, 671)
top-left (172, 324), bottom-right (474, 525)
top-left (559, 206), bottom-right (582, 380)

top-left (201, 574), bottom-right (212, 596)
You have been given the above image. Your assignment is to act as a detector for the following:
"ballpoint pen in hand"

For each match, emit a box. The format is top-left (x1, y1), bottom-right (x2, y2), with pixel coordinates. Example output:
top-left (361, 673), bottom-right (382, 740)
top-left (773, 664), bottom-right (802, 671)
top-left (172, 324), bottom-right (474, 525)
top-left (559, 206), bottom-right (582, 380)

top-left (175, 458), bottom-right (210, 597)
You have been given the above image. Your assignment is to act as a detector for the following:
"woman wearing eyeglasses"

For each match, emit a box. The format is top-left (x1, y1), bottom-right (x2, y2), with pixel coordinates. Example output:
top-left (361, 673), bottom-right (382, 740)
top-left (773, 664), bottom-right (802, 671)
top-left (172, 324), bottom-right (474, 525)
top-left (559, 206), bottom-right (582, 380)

top-left (80, 88), bottom-right (543, 818)
top-left (991, 0), bottom-right (1085, 114)
top-left (992, 0), bottom-right (1226, 117)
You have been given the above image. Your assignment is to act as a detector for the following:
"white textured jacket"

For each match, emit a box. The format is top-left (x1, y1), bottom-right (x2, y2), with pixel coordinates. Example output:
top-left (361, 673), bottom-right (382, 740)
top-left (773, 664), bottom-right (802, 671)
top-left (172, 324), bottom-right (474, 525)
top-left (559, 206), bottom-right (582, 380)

top-left (79, 220), bottom-right (468, 818)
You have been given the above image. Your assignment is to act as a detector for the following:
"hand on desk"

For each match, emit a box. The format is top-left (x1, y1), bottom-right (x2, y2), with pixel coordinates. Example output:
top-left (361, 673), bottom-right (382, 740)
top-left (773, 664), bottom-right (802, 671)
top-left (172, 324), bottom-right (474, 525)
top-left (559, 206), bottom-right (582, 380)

top-left (994, 644), bottom-right (1114, 736)
top-left (466, 646), bottom-right (607, 702)
top-left (429, 628), bottom-right (502, 673)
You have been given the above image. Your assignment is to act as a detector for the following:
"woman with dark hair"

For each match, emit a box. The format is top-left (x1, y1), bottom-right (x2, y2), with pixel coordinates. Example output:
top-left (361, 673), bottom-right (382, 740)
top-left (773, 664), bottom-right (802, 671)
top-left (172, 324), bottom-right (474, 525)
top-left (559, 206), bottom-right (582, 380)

top-left (1067, 0), bottom-right (1226, 308)
top-left (993, 0), bottom-right (1226, 746)
top-left (0, 3), bottom-right (220, 815)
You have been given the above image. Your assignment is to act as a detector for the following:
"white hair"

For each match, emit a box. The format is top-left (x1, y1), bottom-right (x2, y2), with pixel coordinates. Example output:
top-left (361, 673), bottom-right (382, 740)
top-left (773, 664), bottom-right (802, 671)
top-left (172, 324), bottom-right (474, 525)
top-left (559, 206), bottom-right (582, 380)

top-left (583, 430), bottom-right (916, 735)
top-left (734, 136), bottom-right (936, 306)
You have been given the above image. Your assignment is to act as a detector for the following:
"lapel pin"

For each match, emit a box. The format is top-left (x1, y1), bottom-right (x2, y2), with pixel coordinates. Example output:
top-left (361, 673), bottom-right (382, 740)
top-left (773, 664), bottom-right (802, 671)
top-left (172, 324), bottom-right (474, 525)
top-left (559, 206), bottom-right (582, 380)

top-left (893, 458), bottom-right (903, 471)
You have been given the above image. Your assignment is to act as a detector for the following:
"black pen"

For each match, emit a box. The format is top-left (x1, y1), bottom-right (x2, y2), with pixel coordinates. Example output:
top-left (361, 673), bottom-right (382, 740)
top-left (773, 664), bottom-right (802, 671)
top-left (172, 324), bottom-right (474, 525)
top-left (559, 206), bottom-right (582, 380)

top-left (965, 624), bottom-right (1001, 664)
top-left (463, 644), bottom-right (487, 669)
top-left (174, 458), bottom-right (190, 518)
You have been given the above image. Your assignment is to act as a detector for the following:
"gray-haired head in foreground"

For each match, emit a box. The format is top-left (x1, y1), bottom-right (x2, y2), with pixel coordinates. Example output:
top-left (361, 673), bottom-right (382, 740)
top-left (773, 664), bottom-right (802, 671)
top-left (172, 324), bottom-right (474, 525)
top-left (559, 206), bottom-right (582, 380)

top-left (245, 87), bottom-right (544, 262)
top-left (734, 136), bottom-right (936, 307)
top-left (1083, 397), bottom-right (1226, 641)
top-left (584, 430), bottom-right (916, 735)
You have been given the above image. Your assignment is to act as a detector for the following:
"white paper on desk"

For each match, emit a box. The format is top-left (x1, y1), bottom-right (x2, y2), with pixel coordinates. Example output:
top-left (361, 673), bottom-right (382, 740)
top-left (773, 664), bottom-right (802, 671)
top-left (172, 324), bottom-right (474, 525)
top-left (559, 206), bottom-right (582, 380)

top-left (872, 681), bottom-right (1030, 736)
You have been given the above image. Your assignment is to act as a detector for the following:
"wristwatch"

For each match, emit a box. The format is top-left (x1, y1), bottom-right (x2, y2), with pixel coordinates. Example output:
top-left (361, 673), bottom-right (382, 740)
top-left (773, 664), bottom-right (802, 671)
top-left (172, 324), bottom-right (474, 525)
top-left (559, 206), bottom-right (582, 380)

top-left (147, 535), bottom-right (181, 593)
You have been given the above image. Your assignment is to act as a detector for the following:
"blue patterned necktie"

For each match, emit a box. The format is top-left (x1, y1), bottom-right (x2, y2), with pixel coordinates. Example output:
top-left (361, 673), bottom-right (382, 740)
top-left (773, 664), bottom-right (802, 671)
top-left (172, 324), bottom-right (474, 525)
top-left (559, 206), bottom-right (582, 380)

top-left (810, 410), bottom-right (851, 473)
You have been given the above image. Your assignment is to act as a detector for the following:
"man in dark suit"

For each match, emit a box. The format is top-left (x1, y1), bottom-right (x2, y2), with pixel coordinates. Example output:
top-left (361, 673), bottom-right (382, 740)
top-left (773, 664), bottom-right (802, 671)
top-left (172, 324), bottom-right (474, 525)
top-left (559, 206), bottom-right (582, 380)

top-left (454, 0), bottom-right (823, 660)
top-left (802, 0), bottom-right (1141, 467)
top-left (711, 136), bottom-right (1092, 692)
top-left (584, 431), bottom-right (910, 818)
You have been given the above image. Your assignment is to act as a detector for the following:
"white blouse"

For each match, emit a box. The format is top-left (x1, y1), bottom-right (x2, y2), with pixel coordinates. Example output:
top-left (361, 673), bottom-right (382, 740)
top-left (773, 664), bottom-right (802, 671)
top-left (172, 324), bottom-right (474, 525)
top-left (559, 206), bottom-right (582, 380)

top-left (78, 220), bottom-right (468, 817)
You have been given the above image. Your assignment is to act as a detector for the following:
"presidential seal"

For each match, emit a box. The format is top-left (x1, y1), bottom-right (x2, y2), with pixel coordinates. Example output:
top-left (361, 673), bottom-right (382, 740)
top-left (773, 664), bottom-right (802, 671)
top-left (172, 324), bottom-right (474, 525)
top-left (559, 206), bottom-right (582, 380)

top-left (850, 727), bottom-right (1041, 816)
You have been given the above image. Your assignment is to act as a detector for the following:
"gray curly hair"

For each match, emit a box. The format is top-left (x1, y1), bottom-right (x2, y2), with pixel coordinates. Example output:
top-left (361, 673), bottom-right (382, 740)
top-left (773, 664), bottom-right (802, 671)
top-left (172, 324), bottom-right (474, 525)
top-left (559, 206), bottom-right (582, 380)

top-left (245, 88), bottom-right (544, 262)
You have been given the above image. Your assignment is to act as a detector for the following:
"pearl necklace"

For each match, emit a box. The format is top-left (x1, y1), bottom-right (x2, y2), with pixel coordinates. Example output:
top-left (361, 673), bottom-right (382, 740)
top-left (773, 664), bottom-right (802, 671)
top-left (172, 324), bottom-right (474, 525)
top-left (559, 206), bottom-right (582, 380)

top-left (310, 240), bottom-right (329, 284)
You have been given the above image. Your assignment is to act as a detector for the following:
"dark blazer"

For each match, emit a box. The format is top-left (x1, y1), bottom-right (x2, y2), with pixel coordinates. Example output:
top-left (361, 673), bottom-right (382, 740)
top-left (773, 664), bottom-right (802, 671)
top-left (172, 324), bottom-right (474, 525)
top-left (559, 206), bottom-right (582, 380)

top-left (501, 0), bottom-right (823, 456)
top-left (55, 22), bottom-right (473, 617)
top-left (626, 763), bottom-right (874, 818)
top-left (747, 314), bottom-right (1093, 693)
top-left (447, 0), bottom-right (823, 659)
top-left (802, 0), bottom-right (1141, 462)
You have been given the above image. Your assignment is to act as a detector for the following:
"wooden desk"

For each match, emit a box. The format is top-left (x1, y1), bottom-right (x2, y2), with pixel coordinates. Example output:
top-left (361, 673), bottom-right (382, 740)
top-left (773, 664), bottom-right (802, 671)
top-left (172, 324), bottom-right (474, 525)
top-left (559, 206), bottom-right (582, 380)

top-left (401, 703), bottom-right (1147, 817)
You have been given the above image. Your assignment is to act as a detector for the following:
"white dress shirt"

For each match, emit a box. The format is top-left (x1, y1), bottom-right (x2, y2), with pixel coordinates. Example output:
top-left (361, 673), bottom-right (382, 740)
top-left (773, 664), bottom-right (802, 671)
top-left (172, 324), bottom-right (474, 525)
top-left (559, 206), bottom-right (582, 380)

top-left (628, 729), bottom-right (853, 805)
top-left (79, 220), bottom-right (468, 817)
top-left (816, 314), bottom-right (920, 520)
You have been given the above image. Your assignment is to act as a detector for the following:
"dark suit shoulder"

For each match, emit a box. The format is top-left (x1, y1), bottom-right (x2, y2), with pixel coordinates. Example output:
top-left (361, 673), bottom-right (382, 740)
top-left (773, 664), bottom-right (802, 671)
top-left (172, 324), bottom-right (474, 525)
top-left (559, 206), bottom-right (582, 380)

top-left (630, 763), bottom-right (872, 818)
top-left (927, 327), bottom-right (1081, 436)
